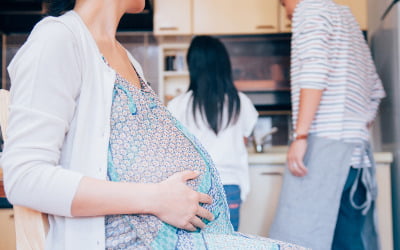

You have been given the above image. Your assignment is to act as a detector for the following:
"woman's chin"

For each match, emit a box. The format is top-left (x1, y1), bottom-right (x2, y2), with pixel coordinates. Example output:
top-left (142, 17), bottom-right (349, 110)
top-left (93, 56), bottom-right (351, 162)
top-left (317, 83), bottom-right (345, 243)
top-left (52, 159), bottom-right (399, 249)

top-left (126, 6), bottom-right (145, 14)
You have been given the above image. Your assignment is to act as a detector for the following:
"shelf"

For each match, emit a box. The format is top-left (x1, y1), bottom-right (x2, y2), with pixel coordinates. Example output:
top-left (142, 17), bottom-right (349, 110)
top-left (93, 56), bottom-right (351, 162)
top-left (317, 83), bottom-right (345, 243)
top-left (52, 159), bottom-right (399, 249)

top-left (234, 80), bottom-right (290, 92)
top-left (163, 71), bottom-right (189, 77)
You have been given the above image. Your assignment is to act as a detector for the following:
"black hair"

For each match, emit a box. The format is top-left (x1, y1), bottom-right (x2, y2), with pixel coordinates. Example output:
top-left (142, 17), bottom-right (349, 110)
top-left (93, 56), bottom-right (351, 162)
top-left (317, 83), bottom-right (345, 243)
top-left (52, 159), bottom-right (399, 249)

top-left (187, 36), bottom-right (240, 135)
top-left (45, 0), bottom-right (76, 17)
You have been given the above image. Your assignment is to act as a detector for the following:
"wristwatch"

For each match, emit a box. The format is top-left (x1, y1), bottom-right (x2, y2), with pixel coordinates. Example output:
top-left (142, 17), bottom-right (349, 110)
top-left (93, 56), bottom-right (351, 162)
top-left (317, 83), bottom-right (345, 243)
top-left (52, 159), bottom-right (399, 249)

top-left (291, 132), bottom-right (308, 141)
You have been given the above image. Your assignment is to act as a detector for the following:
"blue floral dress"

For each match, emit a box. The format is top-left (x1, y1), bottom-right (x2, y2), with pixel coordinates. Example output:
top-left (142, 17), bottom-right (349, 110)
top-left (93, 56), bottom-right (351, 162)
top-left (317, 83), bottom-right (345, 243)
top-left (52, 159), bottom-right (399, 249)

top-left (104, 70), bottom-right (305, 250)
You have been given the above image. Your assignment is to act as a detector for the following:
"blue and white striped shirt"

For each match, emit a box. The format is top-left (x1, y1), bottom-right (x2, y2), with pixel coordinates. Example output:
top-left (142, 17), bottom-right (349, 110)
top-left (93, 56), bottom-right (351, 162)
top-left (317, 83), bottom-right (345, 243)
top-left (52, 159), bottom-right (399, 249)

top-left (291, 0), bottom-right (385, 167)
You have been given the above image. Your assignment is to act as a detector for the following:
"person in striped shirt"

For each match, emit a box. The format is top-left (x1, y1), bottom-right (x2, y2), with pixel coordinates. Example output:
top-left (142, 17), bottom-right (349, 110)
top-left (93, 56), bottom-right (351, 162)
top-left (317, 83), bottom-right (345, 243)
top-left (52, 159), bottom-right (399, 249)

top-left (270, 0), bottom-right (385, 249)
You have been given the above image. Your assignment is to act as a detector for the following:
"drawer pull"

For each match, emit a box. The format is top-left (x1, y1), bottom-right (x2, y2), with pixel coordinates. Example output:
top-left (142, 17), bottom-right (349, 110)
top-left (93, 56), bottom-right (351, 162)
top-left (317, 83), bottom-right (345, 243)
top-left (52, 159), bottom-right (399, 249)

top-left (256, 25), bottom-right (275, 29)
top-left (286, 24), bottom-right (292, 28)
top-left (9, 214), bottom-right (14, 219)
top-left (159, 27), bottom-right (179, 31)
top-left (261, 172), bottom-right (283, 176)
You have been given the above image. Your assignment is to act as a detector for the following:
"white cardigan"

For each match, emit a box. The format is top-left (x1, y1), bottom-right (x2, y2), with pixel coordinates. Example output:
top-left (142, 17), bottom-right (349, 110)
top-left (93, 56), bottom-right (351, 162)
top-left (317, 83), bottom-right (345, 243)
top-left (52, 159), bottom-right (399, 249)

top-left (0, 11), bottom-right (146, 250)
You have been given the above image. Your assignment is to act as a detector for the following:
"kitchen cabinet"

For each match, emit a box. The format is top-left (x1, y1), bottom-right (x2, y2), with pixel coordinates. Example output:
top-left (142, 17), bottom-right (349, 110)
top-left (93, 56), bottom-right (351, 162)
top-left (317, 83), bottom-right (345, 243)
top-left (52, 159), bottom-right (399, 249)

top-left (154, 0), bottom-right (280, 36)
top-left (193, 0), bottom-right (279, 35)
top-left (335, 0), bottom-right (368, 30)
top-left (239, 164), bottom-right (284, 236)
top-left (153, 0), bottom-right (191, 35)
top-left (240, 153), bottom-right (393, 249)
top-left (279, 0), bottom-right (368, 33)
top-left (0, 209), bottom-right (16, 250)
top-left (279, 7), bottom-right (292, 33)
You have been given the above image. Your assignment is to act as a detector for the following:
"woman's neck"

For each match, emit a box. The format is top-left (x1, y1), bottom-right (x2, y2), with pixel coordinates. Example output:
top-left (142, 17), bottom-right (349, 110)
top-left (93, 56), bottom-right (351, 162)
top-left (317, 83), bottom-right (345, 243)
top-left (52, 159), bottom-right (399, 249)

top-left (74, 0), bottom-right (124, 44)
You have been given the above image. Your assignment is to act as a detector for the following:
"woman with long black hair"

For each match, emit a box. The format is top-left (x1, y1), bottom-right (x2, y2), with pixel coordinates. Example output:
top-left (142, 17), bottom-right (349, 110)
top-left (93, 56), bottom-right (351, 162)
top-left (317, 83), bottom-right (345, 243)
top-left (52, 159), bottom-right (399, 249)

top-left (168, 36), bottom-right (258, 231)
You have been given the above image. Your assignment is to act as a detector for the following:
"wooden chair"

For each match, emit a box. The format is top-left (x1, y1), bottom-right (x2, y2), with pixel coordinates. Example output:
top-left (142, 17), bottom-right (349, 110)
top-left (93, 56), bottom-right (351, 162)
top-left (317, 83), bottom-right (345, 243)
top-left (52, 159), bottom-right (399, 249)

top-left (0, 89), bottom-right (49, 250)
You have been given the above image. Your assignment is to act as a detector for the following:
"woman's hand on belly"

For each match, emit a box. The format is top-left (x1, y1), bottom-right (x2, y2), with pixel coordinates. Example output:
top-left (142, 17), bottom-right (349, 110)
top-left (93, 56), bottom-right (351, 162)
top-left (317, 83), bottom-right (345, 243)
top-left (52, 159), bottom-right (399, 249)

top-left (148, 170), bottom-right (214, 231)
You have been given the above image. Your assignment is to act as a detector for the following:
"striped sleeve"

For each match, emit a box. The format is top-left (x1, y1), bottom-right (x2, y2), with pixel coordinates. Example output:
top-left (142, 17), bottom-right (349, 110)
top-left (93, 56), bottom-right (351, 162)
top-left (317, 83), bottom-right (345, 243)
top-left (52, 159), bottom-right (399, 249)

top-left (370, 72), bottom-right (386, 100)
top-left (294, 14), bottom-right (333, 90)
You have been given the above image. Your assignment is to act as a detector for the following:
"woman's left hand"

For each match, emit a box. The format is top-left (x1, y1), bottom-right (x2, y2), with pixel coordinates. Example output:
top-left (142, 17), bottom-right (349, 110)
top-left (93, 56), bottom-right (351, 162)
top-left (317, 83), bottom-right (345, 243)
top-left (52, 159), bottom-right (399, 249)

top-left (287, 139), bottom-right (308, 177)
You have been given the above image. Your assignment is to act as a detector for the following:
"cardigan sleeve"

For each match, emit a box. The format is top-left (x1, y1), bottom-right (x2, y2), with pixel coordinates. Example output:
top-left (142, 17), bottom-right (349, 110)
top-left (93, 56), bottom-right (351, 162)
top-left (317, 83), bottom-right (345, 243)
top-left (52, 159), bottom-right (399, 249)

top-left (1, 20), bottom-right (84, 217)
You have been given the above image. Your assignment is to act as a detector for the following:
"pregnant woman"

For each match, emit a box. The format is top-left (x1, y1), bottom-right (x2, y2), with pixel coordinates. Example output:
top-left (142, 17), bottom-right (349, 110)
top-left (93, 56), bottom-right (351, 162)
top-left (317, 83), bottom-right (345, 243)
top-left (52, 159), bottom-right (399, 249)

top-left (1, 0), bottom-right (305, 249)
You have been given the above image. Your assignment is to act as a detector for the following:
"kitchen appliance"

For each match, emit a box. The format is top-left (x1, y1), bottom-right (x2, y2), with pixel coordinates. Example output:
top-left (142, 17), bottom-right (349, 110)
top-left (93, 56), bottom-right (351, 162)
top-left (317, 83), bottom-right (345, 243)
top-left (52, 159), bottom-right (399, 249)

top-left (220, 35), bottom-right (292, 111)
top-left (369, 0), bottom-right (400, 248)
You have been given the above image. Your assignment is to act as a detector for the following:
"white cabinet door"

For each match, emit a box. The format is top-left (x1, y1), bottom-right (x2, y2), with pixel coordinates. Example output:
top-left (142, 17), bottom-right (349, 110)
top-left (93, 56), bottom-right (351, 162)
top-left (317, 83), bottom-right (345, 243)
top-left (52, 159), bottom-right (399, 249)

top-left (153, 0), bottom-right (192, 35)
top-left (239, 165), bottom-right (284, 236)
top-left (193, 0), bottom-right (279, 35)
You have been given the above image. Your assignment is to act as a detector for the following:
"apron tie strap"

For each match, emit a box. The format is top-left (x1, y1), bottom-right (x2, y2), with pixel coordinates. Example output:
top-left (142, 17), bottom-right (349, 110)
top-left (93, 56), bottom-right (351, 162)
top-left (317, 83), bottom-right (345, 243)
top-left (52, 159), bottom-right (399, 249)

top-left (349, 143), bottom-right (377, 215)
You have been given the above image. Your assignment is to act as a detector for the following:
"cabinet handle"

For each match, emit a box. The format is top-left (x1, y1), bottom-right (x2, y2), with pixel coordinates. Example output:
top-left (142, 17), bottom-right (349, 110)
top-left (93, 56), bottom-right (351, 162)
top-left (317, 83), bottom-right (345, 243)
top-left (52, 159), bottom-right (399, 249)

top-left (159, 27), bottom-right (179, 31)
top-left (256, 25), bottom-right (275, 30)
top-left (286, 24), bottom-right (292, 28)
top-left (9, 214), bottom-right (14, 219)
top-left (261, 172), bottom-right (283, 176)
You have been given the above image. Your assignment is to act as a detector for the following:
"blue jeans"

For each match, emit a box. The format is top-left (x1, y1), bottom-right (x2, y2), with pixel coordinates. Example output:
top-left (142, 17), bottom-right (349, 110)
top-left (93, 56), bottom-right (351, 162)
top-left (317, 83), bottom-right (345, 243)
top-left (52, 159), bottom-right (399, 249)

top-left (223, 185), bottom-right (242, 231)
top-left (332, 167), bottom-right (367, 250)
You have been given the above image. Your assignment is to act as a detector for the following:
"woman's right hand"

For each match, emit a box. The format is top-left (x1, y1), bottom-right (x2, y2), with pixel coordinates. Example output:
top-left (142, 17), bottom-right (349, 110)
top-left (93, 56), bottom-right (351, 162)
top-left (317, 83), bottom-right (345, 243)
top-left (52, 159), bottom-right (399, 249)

top-left (149, 170), bottom-right (214, 231)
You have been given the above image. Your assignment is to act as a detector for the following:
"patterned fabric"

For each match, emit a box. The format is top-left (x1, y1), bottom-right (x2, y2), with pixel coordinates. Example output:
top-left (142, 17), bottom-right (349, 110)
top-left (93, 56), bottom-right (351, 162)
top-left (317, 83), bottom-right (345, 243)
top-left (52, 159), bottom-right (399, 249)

top-left (290, 0), bottom-right (385, 168)
top-left (104, 71), bottom-right (306, 249)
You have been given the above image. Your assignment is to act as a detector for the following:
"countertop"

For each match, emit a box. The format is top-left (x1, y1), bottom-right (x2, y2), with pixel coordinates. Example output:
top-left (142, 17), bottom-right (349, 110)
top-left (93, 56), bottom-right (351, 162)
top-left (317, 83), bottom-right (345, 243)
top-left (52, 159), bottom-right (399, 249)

top-left (248, 146), bottom-right (394, 165)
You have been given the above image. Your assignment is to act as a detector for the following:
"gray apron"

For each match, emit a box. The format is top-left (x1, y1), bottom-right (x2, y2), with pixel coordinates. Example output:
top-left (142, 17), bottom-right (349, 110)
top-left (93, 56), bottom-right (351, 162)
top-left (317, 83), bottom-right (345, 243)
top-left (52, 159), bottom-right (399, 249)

top-left (269, 136), bottom-right (380, 250)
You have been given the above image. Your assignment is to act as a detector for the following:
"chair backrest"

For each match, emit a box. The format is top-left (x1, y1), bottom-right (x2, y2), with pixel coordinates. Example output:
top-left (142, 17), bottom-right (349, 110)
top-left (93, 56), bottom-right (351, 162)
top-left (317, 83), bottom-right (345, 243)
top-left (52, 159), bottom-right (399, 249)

top-left (0, 89), bottom-right (9, 137)
top-left (0, 89), bottom-right (49, 250)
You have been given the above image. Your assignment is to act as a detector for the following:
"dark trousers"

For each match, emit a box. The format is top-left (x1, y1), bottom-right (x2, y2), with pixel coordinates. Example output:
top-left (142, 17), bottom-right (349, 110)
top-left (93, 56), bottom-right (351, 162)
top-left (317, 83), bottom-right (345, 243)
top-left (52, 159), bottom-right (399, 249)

top-left (223, 185), bottom-right (241, 231)
top-left (332, 167), bottom-right (367, 250)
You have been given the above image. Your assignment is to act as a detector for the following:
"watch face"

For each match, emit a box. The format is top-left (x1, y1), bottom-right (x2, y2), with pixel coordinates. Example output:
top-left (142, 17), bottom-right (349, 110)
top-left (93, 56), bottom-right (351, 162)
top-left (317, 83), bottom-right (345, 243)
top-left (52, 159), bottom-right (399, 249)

top-left (290, 132), bottom-right (296, 141)
top-left (291, 132), bottom-right (307, 141)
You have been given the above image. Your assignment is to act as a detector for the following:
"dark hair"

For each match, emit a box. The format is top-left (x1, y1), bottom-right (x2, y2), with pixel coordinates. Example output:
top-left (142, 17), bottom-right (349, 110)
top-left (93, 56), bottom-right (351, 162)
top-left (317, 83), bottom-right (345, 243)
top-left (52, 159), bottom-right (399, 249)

top-left (187, 36), bottom-right (240, 135)
top-left (45, 0), bottom-right (76, 17)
